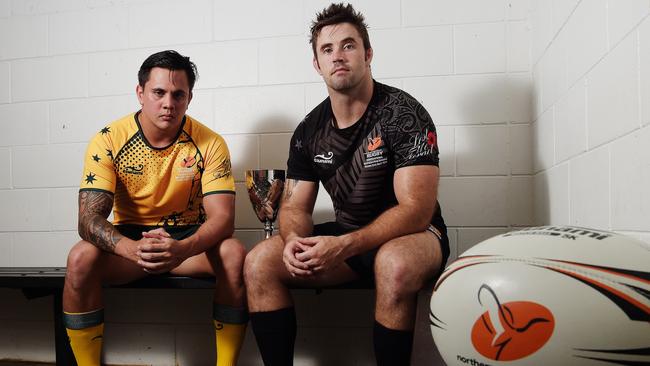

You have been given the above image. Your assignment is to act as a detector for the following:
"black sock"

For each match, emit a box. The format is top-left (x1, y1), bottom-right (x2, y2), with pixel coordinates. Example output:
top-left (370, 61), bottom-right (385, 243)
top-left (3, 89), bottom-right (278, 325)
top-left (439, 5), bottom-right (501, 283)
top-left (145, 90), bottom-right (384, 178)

top-left (373, 320), bottom-right (414, 366)
top-left (250, 307), bottom-right (297, 366)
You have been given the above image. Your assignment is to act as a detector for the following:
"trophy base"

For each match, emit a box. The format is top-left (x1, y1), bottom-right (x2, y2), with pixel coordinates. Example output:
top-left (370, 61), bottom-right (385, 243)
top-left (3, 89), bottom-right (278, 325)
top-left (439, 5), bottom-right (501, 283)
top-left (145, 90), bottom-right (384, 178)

top-left (264, 221), bottom-right (273, 239)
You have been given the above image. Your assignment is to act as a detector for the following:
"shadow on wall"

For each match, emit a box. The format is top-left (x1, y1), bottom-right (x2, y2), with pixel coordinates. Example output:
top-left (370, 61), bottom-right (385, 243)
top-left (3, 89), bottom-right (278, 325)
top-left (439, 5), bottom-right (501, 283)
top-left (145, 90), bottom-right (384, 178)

top-left (254, 114), bottom-right (299, 136)
top-left (436, 74), bottom-right (535, 248)
top-left (529, 81), bottom-right (551, 227)
top-left (533, 171), bottom-right (550, 226)
top-left (248, 111), bottom-right (336, 223)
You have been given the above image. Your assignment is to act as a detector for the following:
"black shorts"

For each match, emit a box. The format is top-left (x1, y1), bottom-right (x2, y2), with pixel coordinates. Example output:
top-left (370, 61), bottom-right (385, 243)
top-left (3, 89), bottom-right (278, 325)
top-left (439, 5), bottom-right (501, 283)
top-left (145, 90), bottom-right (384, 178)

top-left (312, 221), bottom-right (450, 284)
top-left (115, 224), bottom-right (200, 241)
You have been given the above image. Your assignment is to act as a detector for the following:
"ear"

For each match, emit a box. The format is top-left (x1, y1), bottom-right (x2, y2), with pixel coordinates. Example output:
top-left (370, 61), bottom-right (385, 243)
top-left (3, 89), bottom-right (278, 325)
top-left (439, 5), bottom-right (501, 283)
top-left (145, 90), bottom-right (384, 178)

top-left (365, 47), bottom-right (373, 65)
top-left (313, 56), bottom-right (322, 76)
top-left (136, 84), bottom-right (144, 106)
top-left (188, 91), bottom-right (193, 104)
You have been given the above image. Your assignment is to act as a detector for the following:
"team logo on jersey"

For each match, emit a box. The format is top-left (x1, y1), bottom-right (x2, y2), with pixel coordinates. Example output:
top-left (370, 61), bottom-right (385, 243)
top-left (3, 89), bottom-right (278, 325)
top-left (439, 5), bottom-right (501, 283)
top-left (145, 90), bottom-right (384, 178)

top-left (368, 136), bottom-right (383, 151)
top-left (314, 152), bottom-right (334, 164)
top-left (364, 135), bottom-right (388, 169)
top-left (180, 155), bottom-right (196, 168)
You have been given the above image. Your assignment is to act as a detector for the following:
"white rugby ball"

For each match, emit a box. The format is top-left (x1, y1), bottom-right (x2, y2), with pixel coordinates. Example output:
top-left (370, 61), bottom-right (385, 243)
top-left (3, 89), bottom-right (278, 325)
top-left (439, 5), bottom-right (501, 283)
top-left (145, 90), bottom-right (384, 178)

top-left (430, 226), bottom-right (650, 366)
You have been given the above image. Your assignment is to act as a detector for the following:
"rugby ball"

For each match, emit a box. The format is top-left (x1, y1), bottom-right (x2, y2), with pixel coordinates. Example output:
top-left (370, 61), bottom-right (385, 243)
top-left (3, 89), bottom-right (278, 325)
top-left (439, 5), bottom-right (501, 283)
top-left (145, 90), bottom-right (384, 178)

top-left (430, 226), bottom-right (650, 366)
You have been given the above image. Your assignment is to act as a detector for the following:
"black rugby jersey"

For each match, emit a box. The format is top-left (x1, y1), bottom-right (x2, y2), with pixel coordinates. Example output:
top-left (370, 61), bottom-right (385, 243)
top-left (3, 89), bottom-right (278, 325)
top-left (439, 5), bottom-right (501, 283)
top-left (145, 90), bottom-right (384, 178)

top-left (287, 81), bottom-right (445, 230)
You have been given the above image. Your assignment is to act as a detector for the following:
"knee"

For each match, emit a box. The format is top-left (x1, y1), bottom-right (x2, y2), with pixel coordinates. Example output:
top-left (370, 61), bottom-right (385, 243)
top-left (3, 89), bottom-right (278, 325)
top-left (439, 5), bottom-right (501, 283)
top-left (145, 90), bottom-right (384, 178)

top-left (243, 239), bottom-right (277, 288)
top-left (218, 238), bottom-right (247, 275)
top-left (65, 241), bottom-right (102, 288)
top-left (374, 252), bottom-right (421, 298)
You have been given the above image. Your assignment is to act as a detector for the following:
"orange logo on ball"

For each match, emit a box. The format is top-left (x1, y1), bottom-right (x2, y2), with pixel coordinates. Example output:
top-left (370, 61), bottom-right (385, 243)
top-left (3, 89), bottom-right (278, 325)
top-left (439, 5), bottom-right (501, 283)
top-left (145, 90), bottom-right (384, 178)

top-left (471, 285), bottom-right (554, 361)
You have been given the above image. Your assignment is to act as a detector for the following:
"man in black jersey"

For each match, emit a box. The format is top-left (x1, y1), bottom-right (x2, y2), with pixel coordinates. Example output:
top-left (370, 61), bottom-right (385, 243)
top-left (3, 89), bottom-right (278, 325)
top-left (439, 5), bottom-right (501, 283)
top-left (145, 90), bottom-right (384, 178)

top-left (244, 3), bottom-right (449, 365)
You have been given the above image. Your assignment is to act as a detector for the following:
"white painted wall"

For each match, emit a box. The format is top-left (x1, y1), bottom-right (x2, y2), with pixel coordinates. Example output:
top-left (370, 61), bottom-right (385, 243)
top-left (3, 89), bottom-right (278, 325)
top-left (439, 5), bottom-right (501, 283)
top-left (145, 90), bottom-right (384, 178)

top-left (530, 0), bottom-right (650, 242)
top-left (0, 0), bottom-right (536, 364)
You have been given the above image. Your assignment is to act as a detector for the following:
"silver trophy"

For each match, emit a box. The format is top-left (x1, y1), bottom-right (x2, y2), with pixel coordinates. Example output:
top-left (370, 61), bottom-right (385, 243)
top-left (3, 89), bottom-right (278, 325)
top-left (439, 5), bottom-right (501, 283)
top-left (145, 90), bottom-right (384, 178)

top-left (245, 169), bottom-right (285, 239)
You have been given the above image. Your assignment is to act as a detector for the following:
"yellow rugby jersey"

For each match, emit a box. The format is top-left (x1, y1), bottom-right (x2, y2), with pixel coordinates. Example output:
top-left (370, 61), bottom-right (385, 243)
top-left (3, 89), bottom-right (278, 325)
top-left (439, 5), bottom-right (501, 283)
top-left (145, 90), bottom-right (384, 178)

top-left (79, 112), bottom-right (235, 226)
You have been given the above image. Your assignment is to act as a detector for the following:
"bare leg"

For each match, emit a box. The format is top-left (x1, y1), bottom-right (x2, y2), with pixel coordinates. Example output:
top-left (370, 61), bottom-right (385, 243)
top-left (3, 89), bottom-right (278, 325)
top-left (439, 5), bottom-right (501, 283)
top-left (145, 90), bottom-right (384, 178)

top-left (172, 237), bottom-right (247, 307)
top-left (63, 240), bottom-right (148, 312)
top-left (373, 230), bottom-right (443, 365)
top-left (62, 240), bottom-right (150, 366)
top-left (244, 235), bottom-right (359, 312)
top-left (244, 235), bottom-right (359, 365)
top-left (171, 237), bottom-right (248, 366)
top-left (374, 230), bottom-right (442, 329)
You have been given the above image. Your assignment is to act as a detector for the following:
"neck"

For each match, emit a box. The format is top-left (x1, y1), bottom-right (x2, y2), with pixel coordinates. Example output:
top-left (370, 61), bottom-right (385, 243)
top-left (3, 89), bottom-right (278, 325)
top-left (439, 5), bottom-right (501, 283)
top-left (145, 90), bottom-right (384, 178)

top-left (138, 113), bottom-right (182, 148)
top-left (328, 77), bottom-right (374, 129)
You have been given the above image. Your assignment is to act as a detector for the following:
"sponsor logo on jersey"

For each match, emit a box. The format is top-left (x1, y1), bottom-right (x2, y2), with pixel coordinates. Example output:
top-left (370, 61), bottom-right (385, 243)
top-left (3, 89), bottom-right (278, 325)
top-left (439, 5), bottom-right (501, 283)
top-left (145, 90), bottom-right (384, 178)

top-left (407, 128), bottom-right (437, 160)
top-left (427, 131), bottom-right (437, 148)
top-left (212, 158), bottom-right (233, 180)
top-left (123, 164), bottom-right (144, 175)
top-left (314, 152), bottom-right (334, 164)
top-left (176, 167), bottom-right (195, 181)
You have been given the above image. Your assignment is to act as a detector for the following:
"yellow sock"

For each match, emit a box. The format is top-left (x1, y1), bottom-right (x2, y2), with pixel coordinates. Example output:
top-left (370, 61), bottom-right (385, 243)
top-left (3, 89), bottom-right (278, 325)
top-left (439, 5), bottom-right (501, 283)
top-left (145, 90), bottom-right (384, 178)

top-left (66, 323), bottom-right (103, 366)
top-left (214, 320), bottom-right (247, 366)
top-left (63, 309), bottom-right (104, 366)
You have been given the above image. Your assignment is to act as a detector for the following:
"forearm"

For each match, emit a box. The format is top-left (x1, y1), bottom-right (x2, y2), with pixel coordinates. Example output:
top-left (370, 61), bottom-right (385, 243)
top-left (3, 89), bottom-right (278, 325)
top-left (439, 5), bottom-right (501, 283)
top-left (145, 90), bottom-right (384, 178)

top-left (180, 215), bottom-right (235, 257)
top-left (340, 203), bottom-right (433, 257)
top-left (339, 165), bottom-right (440, 257)
top-left (278, 207), bottom-right (313, 241)
top-left (77, 190), bottom-right (126, 254)
top-left (78, 214), bottom-right (125, 253)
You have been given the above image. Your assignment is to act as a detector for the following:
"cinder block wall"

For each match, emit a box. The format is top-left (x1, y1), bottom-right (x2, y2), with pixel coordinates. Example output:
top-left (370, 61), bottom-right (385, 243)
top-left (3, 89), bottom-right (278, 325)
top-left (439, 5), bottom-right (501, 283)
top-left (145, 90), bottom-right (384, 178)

top-left (0, 0), bottom-right (538, 364)
top-left (530, 0), bottom-right (650, 243)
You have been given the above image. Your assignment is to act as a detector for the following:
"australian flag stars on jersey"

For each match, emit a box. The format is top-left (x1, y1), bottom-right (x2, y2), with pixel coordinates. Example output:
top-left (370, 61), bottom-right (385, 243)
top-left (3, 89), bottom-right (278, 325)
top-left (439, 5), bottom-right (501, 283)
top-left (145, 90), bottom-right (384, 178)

top-left (287, 81), bottom-right (445, 231)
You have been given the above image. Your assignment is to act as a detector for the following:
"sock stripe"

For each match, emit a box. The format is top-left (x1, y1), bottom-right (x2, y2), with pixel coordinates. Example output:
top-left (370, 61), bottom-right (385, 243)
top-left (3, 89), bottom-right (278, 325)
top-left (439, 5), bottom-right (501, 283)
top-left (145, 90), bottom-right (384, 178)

top-left (213, 303), bottom-right (249, 324)
top-left (63, 308), bottom-right (104, 330)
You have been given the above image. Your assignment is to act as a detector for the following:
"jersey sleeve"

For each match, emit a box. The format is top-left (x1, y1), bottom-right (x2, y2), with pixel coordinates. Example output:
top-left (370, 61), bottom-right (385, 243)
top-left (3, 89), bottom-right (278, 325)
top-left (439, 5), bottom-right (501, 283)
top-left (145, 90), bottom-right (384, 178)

top-left (387, 102), bottom-right (440, 169)
top-left (287, 121), bottom-right (318, 182)
top-left (79, 132), bottom-right (117, 193)
top-left (202, 134), bottom-right (235, 195)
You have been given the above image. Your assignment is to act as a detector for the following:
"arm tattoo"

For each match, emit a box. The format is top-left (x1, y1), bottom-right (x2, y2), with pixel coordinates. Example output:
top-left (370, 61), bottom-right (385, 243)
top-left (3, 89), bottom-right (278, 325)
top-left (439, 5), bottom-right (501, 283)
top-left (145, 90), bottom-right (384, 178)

top-left (283, 179), bottom-right (299, 201)
top-left (78, 190), bottom-right (123, 253)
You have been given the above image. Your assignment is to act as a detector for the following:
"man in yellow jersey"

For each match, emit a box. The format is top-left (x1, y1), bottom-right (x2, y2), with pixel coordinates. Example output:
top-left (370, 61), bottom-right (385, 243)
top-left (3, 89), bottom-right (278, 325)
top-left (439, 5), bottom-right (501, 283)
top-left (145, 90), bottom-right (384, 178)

top-left (63, 50), bottom-right (247, 366)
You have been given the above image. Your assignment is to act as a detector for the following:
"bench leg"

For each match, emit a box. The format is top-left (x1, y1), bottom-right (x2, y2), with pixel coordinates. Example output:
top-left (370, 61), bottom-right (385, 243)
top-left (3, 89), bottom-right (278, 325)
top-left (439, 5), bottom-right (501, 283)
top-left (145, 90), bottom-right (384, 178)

top-left (53, 289), bottom-right (78, 366)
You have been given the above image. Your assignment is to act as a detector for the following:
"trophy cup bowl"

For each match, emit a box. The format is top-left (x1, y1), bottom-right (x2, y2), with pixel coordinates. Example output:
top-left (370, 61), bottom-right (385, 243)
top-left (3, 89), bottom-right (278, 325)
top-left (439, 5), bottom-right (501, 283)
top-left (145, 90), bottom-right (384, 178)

top-left (245, 169), bottom-right (285, 239)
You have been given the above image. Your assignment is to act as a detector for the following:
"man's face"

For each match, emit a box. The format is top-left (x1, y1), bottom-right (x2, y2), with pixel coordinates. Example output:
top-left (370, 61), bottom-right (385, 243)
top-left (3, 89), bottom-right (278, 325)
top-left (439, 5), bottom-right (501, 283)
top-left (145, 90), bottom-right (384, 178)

top-left (136, 67), bottom-right (192, 132)
top-left (313, 22), bottom-right (372, 92)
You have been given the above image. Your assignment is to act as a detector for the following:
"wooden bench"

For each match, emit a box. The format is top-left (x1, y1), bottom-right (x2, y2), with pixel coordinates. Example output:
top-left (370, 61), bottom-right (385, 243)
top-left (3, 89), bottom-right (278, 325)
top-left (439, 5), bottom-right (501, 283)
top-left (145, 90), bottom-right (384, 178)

top-left (0, 267), bottom-right (377, 366)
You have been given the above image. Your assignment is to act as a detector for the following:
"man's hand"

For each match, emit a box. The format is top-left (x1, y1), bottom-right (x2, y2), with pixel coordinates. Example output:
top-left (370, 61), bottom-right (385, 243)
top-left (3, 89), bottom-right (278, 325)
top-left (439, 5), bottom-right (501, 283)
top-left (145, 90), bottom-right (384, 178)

top-left (136, 228), bottom-right (191, 274)
top-left (113, 239), bottom-right (141, 264)
top-left (294, 236), bottom-right (347, 273)
top-left (282, 236), bottom-right (313, 277)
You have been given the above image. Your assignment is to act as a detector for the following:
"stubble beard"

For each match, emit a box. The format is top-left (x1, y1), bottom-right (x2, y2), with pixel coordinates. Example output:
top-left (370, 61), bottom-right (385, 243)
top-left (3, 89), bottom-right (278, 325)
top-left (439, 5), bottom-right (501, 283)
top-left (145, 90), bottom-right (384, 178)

top-left (327, 72), bottom-right (363, 92)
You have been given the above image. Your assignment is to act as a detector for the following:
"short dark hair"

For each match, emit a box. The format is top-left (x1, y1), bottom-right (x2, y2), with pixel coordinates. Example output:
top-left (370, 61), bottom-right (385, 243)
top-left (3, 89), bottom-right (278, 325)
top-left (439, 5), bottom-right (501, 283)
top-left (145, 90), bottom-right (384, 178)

top-left (309, 3), bottom-right (371, 57)
top-left (138, 50), bottom-right (198, 91)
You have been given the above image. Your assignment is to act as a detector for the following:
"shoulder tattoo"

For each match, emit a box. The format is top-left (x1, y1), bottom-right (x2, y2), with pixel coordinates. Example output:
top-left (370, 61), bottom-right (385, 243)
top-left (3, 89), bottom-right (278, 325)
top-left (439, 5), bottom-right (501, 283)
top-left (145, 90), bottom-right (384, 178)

top-left (283, 179), bottom-right (299, 201)
top-left (78, 190), bottom-right (123, 253)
